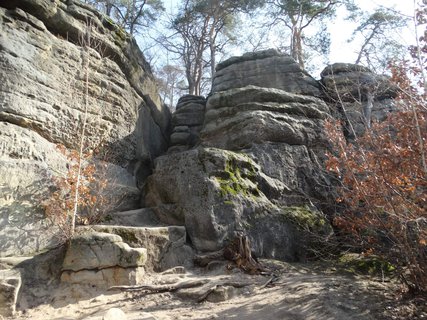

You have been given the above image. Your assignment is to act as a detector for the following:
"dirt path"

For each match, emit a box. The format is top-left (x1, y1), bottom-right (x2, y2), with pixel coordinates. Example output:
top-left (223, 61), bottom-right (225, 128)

top-left (10, 261), bottom-right (424, 320)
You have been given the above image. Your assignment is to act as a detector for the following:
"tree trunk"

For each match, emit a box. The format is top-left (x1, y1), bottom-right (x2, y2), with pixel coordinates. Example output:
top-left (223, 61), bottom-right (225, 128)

top-left (364, 92), bottom-right (374, 128)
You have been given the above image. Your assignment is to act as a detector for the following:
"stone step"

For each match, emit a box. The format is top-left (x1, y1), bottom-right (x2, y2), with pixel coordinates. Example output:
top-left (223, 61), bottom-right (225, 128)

top-left (101, 208), bottom-right (162, 227)
top-left (61, 232), bottom-right (147, 288)
top-left (77, 225), bottom-right (194, 272)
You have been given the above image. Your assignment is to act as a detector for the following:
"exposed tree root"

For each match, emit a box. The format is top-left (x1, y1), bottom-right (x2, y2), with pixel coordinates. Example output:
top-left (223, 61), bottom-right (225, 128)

top-left (108, 279), bottom-right (210, 292)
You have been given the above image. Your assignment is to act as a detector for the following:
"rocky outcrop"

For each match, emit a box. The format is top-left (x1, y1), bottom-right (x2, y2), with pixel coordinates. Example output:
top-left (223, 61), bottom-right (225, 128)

top-left (0, 0), bottom-right (171, 257)
top-left (201, 85), bottom-right (330, 150)
top-left (168, 95), bottom-right (206, 153)
top-left (320, 63), bottom-right (397, 137)
top-left (146, 50), bottom-right (334, 259)
top-left (61, 232), bottom-right (147, 287)
top-left (145, 148), bottom-right (332, 259)
top-left (81, 225), bottom-right (194, 271)
top-left (212, 49), bottom-right (320, 96)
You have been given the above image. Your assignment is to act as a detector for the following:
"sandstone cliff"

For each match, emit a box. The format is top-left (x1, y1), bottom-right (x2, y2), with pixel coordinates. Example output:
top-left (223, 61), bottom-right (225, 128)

top-left (0, 0), bottom-right (171, 257)
top-left (146, 50), bottom-right (335, 260)
top-left (145, 50), bottom-right (398, 260)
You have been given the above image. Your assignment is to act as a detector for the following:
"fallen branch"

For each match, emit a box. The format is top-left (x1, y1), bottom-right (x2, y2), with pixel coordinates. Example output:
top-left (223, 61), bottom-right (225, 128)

top-left (108, 279), bottom-right (210, 292)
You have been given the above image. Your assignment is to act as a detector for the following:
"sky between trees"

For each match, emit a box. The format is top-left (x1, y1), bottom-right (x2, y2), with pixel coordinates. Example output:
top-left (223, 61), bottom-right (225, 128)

top-left (83, 0), bottom-right (419, 107)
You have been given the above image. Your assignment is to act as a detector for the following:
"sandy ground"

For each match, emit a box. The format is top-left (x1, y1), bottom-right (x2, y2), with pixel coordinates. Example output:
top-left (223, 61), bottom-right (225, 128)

top-left (8, 260), bottom-right (427, 320)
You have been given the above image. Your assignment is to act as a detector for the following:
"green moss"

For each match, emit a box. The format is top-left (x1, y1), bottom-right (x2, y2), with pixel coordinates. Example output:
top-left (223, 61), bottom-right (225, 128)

top-left (102, 15), bottom-right (129, 45)
top-left (338, 253), bottom-right (396, 275)
top-left (280, 206), bottom-right (331, 233)
top-left (215, 155), bottom-right (261, 199)
top-left (103, 16), bottom-right (116, 29)
top-left (115, 229), bottom-right (138, 244)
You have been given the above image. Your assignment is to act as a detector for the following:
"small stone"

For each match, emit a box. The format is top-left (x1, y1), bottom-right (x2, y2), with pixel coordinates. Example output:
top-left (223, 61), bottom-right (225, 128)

top-left (103, 308), bottom-right (127, 320)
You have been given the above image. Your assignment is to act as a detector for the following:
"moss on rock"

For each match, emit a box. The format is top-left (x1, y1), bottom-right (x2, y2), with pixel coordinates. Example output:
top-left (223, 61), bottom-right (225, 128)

top-left (215, 154), bottom-right (261, 199)
top-left (114, 228), bottom-right (139, 244)
top-left (280, 206), bottom-right (331, 234)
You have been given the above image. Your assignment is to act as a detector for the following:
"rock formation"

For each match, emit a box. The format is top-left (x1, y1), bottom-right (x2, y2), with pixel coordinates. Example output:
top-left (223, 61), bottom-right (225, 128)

top-left (168, 95), bottom-right (206, 154)
top-left (61, 232), bottom-right (147, 287)
top-left (0, 2), bottom-right (400, 314)
top-left (0, 0), bottom-right (171, 257)
top-left (212, 49), bottom-right (320, 96)
top-left (146, 49), bottom-right (334, 259)
top-left (320, 63), bottom-right (397, 137)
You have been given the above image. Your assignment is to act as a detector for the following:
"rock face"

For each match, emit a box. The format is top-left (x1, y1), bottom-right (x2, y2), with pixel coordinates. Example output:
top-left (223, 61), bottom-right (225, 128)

top-left (145, 148), bottom-right (332, 259)
top-left (320, 63), bottom-right (397, 137)
top-left (146, 50), bottom-right (334, 259)
top-left (212, 49), bottom-right (320, 96)
top-left (80, 225), bottom-right (194, 271)
top-left (168, 95), bottom-right (206, 153)
top-left (61, 232), bottom-right (147, 287)
top-left (0, 0), bottom-right (171, 257)
top-left (0, 269), bottom-right (21, 317)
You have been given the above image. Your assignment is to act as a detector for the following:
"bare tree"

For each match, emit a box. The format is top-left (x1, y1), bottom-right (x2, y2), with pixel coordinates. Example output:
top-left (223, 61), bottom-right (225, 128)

top-left (350, 8), bottom-right (408, 72)
top-left (83, 0), bottom-right (165, 35)
top-left (265, 0), bottom-right (355, 69)
top-left (158, 0), bottom-right (263, 95)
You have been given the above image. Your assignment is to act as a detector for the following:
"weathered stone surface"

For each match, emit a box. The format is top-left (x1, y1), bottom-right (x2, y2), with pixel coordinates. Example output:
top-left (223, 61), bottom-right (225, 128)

top-left (0, 246), bottom-right (66, 311)
top-left (212, 49), bottom-right (320, 96)
top-left (100, 208), bottom-right (162, 227)
top-left (62, 232), bottom-right (147, 271)
top-left (145, 51), bottom-right (335, 259)
top-left (61, 266), bottom-right (145, 287)
top-left (168, 95), bottom-right (206, 153)
top-left (79, 225), bottom-right (194, 271)
top-left (61, 232), bottom-right (148, 287)
top-left (145, 147), bottom-right (332, 259)
top-left (0, 0), bottom-right (171, 257)
top-left (0, 269), bottom-right (21, 317)
top-left (201, 85), bottom-right (330, 150)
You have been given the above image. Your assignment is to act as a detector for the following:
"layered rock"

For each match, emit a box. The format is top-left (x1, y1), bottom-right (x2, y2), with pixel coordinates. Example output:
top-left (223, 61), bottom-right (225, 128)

top-left (320, 63), bottom-right (397, 137)
top-left (0, 0), bottom-right (171, 256)
top-left (80, 225), bottom-right (194, 271)
top-left (146, 50), bottom-right (334, 259)
top-left (61, 232), bottom-right (147, 287)
top-left (212, 49), bottom-right (320, 96)
top-left (168, 95), bottom-right (206, 153)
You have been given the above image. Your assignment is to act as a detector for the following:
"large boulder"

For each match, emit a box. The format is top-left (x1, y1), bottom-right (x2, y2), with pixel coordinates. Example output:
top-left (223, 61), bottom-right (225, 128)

top-left (61, 232), bottom-right (147, 287)
top-left (79, 225), bottom-right (194, 271)
top-left (0, 0), bottom-right (171, 257)
top-left (201, 85), bottom-right (330, 150)
top-left (212, 49), bottom-right (320, 96)
top-left (145, 147), bottom-right (332, 260)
